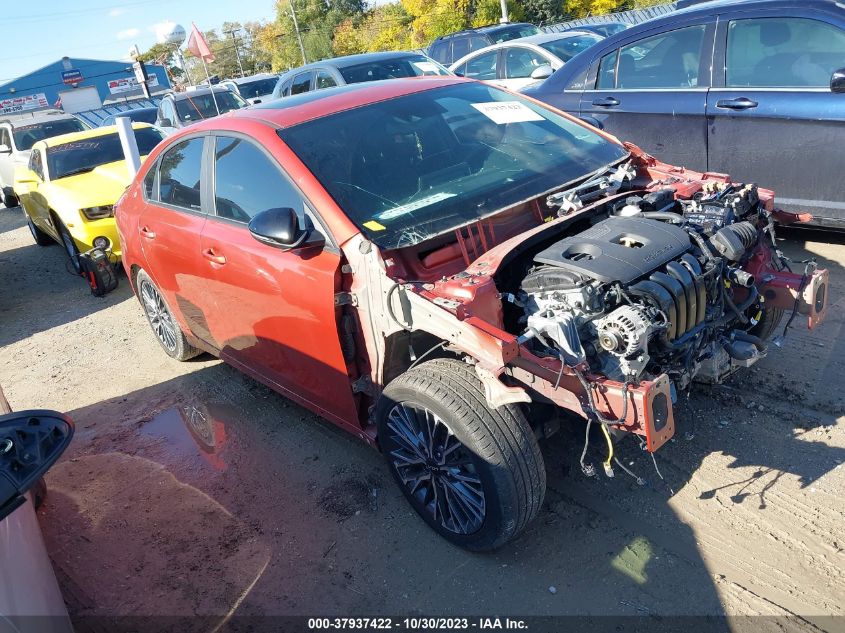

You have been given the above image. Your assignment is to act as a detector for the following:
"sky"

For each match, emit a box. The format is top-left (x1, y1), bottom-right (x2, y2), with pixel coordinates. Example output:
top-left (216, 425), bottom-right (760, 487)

top-left (0, 0), bottom-right (280, 84)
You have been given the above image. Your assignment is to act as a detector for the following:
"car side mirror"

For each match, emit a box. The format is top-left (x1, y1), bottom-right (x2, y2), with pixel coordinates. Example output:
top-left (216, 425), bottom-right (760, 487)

top-left (0, 410), bottom-right (74, 522)
top-left (530, 64), bottom-right (554, 81)
top-left (0, 144), bottom-right (11, 154)
top-left (249, 207), bottom-right (314, 250)
top-left (831, 67), bottom-right (845, 94)
top-left (159, 118), bottom-right (173, 128)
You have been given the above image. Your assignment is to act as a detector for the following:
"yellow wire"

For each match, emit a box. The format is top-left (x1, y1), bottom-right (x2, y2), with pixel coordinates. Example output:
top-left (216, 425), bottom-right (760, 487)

top-left (600, 423), bottom-right (614, 469)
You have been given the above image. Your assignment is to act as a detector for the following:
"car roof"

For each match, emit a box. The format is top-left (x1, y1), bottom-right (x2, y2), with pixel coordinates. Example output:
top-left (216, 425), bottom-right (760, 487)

top-left (214, 76), bottom-right (468, 129)
top-left (166, 87), bottom-right (232, 101)
top-left (509, 31), bottom-right (603, 45)
top-left (227, 73), bottom-right (278, 85)
top-left (283, 50), bottom-right (427, 75)
top-left (39, 122), bottom-right (154, 148)
top-left (436, 22), bottom-right (536, 40)
top-left (0, 109), bottom-right (79, 128)
top-left (644, 0), bottom-right (839, 25)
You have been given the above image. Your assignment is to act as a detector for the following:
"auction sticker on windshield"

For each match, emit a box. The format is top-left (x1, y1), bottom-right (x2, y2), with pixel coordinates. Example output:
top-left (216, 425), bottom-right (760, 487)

top-left (471, 101), bottom-right (544, 125)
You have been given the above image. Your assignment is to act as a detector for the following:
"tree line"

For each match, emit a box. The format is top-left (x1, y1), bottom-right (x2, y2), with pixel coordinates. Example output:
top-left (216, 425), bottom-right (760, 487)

top-left (141, 0), bottom-right (666, 83)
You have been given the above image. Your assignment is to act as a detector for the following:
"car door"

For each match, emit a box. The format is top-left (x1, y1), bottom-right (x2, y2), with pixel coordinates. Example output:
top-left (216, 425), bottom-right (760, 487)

top-left (199, 133), bottom-right (359, 427)
top-left (579, 20), bottom-right (715, 170)
top-left (18, 148), bottom-right (52, 235)
top-left (501, 45), bottom-right (556, 92)
top-left (707, 13), bottom-right (845, 225)
top-left (138, 135), bottom-right (216, 345)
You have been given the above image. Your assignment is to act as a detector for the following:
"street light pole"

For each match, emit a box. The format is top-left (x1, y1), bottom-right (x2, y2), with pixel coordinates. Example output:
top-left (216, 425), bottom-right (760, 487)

top-left (499, 0), bottom-right (509, 23)
top-left (289, 1), bottom-right (307, 65)
top-left (224, 28), bottom-right (245, 77)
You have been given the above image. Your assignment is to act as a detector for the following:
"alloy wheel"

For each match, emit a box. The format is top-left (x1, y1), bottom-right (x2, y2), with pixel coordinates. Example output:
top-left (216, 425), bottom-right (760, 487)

top-left (386, 403), bottom-right (486, 535)
top-left (140, 280), bottom-right (178, 352)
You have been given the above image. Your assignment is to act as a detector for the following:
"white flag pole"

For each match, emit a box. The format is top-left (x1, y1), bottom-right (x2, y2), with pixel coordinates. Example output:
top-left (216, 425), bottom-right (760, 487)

top-left (200, 56), bottom-right (220, 115)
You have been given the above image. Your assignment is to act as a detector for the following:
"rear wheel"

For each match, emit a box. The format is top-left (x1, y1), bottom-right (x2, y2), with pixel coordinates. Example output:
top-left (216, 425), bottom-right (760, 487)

top-left (136, 269), bottom-right (201, 361)
top-left (27, 216), bottom-right (53, 246)
top-left (377, 358), bottom-right (546, 551)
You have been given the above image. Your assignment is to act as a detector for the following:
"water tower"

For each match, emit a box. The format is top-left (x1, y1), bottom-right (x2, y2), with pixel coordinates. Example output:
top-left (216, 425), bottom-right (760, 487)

top-left (156, 22), bottom-right (189, 85)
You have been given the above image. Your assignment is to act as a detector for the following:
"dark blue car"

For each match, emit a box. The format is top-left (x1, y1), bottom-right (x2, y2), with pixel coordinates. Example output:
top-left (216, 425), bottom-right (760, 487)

top-left (524, 0), bottom-right (845, 228)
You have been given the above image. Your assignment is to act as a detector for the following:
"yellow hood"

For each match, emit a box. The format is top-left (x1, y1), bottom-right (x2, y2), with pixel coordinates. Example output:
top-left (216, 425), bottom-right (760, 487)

top-left (47, 160), bottom-right (135, 209)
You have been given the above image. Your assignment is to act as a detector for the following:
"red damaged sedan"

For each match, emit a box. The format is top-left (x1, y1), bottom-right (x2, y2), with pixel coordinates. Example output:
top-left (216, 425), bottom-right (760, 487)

top-left (116, 77), bottom-right (828, 550)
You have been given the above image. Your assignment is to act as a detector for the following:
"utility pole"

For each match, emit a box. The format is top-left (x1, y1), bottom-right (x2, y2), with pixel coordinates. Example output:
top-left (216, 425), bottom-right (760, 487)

top-left (224, 27), bottom-right (245, 77)
top-left (499, 0), bottom-right (509, 23)
top-left (289, 1), bottom-right (307, 65)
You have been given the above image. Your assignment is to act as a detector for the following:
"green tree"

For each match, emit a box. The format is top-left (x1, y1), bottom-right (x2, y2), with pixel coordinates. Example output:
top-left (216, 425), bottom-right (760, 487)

top-left (564, 0), bottom-right (625, 18)
top-left (470, 0), bottom-right (526, 27)
top-left (402, 0), bottom-right (469, 47)
top-left (520, 0), bottom-right (567, 24)
top-left (138, 42), bottom-right (182, 81)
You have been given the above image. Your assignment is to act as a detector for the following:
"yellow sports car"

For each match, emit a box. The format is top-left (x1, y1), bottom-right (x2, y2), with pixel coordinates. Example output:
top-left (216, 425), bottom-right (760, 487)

top-left (15, 123), bottom-right (163, 271)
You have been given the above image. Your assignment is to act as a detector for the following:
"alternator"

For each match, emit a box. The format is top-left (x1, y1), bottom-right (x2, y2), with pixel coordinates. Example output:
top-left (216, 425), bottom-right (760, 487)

top-left (592, 304), bottom-right (655, 380)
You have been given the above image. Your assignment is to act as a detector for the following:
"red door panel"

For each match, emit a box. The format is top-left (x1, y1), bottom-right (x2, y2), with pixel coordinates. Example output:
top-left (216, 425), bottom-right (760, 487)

top-left (138, 205), bottom-right (214, 346)
top-left (199, 218), bottom-right (359, 429)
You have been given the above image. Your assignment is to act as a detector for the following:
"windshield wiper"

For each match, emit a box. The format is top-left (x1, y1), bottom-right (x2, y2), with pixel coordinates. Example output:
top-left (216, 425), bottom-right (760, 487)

top-left (546, 160), bottom-right (635, 214)
top-left (59, 166), bottom-right (96, 179)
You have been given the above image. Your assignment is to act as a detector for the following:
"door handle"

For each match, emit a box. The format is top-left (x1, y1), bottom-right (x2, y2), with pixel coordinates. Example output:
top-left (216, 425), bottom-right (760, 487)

top-left (715, 97), bottom-right (758, 110)
top-left (592, 96), bottom-right (620, 107)
top-left (139, 226), bottom-right (156, 239)
top-left (202, 248), bottom-right (226, 265)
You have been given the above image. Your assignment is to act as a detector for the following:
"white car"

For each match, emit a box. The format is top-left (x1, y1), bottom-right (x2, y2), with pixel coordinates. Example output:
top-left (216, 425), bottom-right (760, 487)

top-left (0, 110), bottom-right (87, 208)
top-left (0, 386), bottom-right (74, 633)
top-left (449, 31), bottom-right (603, 92)
top-left (219, 73), bottom-right (280, 105)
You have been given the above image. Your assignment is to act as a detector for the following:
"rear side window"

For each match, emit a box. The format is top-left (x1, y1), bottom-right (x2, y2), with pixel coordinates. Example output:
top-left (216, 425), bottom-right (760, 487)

top-left (464, 51), bottom-right (498, 80)
top-left (316, 71), bottom-right (337, 89)
top-left (504, 47), bottom-right (547, 79)
top-left (213, 136), bottom-right (304, 223)
top-left (429, 40), bottom-right (450, 64)
top-left (159, 137), bottom-right (204, 212)
top-left (143, 162), bottom-right (157, 200)
top-left (468, 35), bottom-right (490, 52)
top-left (726, 17), bottom-right (845, 87)
top-left (291, 72), bottom-right (312, 95)
top-left (451, 36), bottom-right (471, 62)
top-left (596, 49), bottom-right (618, 89)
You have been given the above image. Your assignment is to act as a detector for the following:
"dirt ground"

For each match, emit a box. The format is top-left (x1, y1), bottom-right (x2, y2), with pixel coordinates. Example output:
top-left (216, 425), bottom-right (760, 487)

top-left (1, 206), bottom-right (844, 630)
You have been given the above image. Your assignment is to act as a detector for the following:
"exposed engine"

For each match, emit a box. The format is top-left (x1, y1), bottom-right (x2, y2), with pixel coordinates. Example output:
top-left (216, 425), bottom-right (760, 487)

top-left (516, 182), bottom-right (778, 387)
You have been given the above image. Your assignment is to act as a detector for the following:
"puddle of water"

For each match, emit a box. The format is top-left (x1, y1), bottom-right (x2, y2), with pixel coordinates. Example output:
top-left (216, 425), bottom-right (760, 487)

top-left (141, 404), bottom-right (229, 471)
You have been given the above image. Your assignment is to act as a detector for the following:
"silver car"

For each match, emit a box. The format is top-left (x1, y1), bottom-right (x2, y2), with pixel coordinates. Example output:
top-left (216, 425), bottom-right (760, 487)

top-left (271, 51), bottom-right (450, 100)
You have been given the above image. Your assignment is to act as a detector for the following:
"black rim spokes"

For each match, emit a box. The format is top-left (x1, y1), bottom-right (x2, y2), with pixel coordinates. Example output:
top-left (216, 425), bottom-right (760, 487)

top-left (141, 281), bottom-right (177, 351)
top-left (387, 404), bottom-right (485, 535)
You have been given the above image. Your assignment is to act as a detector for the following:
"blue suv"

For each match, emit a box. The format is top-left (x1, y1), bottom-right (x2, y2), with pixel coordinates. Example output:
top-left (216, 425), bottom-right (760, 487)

top-left (524, 0), bottom-right (845, 228)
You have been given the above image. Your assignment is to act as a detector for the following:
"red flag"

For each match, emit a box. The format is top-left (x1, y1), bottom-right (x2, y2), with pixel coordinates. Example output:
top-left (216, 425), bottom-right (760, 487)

top-left (186, 23), bottom-right (215, 62)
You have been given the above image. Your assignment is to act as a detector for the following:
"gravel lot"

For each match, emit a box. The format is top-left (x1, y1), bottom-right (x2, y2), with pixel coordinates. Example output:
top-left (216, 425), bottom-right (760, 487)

top-left (1, 206), bottom-right (843, 629)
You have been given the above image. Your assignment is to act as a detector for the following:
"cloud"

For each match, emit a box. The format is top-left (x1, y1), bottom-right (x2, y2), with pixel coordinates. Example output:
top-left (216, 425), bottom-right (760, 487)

top-left (109, 7), bottom-right (127, 17)
top-left (116, 27), bottom-right (141, 40)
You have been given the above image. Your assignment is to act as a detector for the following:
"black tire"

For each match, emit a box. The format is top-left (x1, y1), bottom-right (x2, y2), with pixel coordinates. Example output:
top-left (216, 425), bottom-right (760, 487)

top-left (2, 189), bottom-right (18, 208)
top-left (376, 358), bottom-right (546, 551)
top-left (749, 250), bottom-right (785, 340)
top-left (135, 269), bottom-right (201, 361)
top-left (27, 216), bottom-right (53, 246)
top-left (55, 217), bottom-right (81, 274)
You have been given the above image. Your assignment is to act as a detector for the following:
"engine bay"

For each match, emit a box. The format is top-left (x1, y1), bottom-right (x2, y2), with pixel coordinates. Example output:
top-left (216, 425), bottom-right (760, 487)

top-left (510, 178), bottom-right (788, 388)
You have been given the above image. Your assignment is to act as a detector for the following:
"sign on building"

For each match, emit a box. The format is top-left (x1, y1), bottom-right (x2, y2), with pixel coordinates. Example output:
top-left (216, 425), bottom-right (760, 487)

top-left (107, 75), bottom-right (160, 95)
top-left (61, 69), bottom-right (83, 85)
top-left (0, 93), bottom-right (50, 114)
